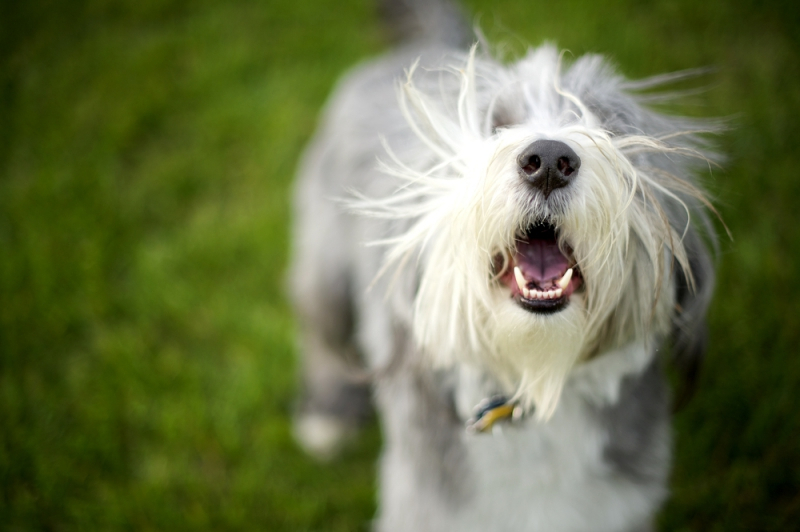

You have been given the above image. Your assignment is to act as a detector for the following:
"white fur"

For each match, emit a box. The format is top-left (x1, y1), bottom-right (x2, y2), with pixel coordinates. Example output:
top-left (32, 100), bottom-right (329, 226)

top-left (293, 31), bottom-right (717, 531)
top-left (355, 45), bottom-right (699, 418)
top-left (293, 413), bottom-right (351, 461)
top-left (378, 342), bottom-right (667, 532)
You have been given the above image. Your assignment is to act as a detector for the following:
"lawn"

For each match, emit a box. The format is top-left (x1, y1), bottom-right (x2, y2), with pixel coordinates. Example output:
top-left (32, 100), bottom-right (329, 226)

top-left (1, 0), bottom-right (798, 530)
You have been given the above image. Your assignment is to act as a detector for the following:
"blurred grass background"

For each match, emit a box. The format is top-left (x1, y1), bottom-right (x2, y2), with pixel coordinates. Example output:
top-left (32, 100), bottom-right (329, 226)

top-left (0, 0), bottom-right (798, 530)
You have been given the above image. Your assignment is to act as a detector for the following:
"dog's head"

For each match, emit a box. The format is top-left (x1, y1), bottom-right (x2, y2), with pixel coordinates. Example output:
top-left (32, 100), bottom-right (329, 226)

top-left (363, 45), bottom-right (717, 418)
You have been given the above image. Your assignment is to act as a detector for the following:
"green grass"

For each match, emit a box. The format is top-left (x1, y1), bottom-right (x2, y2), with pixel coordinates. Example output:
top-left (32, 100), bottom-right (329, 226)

top-left (1, 0), bottom-right (798, 530)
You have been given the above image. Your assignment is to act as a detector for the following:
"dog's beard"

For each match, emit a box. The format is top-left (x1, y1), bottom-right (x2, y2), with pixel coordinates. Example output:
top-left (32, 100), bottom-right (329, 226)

top-left (488, 292), bottom-right (587, 420)
top-left (400, 127), bottom-right (647, 418)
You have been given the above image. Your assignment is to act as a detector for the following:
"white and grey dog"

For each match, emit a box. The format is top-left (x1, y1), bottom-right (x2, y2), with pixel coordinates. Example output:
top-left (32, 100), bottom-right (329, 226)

top-left (290, 1), bottom-right (718, 530)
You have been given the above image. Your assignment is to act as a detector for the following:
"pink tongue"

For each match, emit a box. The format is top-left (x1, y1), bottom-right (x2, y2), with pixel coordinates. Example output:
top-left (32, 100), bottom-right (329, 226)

top-left (516, 238), bottom-right (570, 284)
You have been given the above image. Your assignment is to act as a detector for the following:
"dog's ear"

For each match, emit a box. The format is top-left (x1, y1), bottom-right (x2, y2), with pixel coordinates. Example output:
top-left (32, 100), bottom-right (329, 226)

top-left (670, 225), bottom-right (715, 410)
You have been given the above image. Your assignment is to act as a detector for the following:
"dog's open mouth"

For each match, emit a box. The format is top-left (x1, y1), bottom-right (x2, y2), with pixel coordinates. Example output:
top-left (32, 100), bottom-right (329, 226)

top-left (496, 223), bottom-right (583, 314)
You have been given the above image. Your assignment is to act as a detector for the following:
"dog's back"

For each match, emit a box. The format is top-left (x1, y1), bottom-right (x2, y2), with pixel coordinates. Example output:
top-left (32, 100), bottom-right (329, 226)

top-left (290, 0), bottom-right (467, 460)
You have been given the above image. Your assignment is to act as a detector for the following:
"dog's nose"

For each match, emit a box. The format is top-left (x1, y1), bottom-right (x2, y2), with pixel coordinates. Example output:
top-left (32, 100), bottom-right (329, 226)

top-left (517, 140), bottom-right (581, 198)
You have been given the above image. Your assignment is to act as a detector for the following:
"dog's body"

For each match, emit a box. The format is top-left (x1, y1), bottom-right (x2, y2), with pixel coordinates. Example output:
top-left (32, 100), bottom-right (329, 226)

top-left (290, 2), bottom-right (716, 530)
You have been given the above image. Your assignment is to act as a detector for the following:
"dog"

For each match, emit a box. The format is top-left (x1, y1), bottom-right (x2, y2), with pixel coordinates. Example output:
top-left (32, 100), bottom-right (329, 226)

top-left (289, 1), bottom-right (718, 530)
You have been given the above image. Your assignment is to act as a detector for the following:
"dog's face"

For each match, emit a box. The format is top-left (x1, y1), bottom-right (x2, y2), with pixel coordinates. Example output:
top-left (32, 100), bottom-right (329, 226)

top-left (366, 46), bottom-right (711, 418)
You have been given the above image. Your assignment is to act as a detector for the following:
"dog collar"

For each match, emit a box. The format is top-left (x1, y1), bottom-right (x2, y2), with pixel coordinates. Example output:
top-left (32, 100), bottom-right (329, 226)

top-left (466, 395), bottom-right (524, 433)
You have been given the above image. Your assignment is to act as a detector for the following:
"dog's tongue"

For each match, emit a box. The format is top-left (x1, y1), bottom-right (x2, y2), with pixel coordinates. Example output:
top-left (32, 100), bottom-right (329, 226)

top-left (516, 238), bottom-right (570, 284)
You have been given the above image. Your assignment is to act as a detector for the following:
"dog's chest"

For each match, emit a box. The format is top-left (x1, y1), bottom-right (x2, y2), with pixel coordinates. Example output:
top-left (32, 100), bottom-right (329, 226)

top-left (377, 346), bottom-right (666, 532)
top-left (452, 396), bottom-right (650, 532)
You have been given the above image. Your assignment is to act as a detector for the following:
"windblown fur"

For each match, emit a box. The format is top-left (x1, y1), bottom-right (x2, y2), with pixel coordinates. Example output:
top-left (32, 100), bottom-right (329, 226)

top-left (290, 2), bottom-right (718, 530)
top-left (351, 45), bottom-right (715, 418)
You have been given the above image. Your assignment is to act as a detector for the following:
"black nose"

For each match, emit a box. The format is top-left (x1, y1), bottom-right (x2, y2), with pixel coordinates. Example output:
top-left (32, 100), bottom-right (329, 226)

top-left (517, 140), bottom-right (581, 198)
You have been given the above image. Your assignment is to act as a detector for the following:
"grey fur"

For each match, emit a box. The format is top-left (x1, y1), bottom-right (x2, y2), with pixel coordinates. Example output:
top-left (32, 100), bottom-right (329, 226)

top-left (600, 359), bottom-right (671, 485)
top-left (670, 224), bottom-right (715, 407)
top-left (375, 333), bottom-right (472, 509)
top-left (290, 46), bottom-right (442, 434)
top-left (289, 2), bottom-right (716, 530)
top-left (377, 0), bottom-right (470, 47)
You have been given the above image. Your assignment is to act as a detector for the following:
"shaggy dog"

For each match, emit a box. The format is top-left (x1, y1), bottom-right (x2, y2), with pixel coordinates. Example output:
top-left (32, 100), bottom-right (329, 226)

top-left (290, 1), bottom-right (718, 530)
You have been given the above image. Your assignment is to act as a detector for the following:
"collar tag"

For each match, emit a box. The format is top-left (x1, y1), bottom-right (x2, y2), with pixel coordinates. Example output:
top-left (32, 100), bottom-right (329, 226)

top-left (466, 395), bottom-right (524, 433)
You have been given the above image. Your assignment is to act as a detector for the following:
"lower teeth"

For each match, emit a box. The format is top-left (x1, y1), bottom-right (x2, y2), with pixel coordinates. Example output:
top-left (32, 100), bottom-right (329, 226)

top-left (524, 288), bottom-right (563, 300)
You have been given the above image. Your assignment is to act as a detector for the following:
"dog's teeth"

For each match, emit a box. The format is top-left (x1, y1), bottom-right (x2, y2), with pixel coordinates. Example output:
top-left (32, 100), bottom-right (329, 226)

top-left (522, 286), bottom-right (531, 299)
top-left (557, 268), bottom-right (573, 290)
top-left (547, 290), bottom-right (555, 299)
top-left (555, 288), bottom-right (563, 298)
top-left (514, 267), bottom-right (527, 293)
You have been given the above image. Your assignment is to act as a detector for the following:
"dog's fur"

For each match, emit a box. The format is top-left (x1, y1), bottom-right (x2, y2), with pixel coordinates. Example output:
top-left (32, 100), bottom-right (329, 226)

top-left (290, 1), bottom-right (717, 530)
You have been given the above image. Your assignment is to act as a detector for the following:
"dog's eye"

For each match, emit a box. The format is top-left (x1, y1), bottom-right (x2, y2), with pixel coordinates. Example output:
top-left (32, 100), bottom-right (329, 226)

top-left (490, 106), bottom-right (520, 133)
